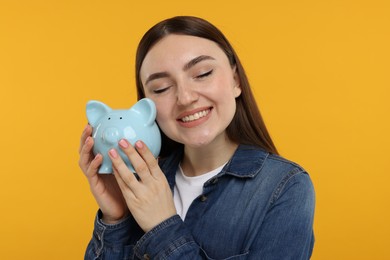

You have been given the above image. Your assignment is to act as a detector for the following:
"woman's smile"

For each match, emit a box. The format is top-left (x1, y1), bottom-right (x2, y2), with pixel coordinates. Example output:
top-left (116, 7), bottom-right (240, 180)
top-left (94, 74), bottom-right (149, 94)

top-left (177, 107), bottom-right (213, 127)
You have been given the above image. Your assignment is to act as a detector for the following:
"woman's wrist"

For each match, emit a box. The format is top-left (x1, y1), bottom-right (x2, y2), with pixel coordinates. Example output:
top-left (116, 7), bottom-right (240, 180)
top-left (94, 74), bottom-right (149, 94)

top-left (100, 211), bottom-right (130, 225)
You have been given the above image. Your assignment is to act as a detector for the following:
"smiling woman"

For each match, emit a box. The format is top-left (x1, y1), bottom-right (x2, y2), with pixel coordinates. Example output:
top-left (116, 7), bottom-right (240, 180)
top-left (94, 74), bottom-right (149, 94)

top-left (79, 16), bottom-right (315, 260)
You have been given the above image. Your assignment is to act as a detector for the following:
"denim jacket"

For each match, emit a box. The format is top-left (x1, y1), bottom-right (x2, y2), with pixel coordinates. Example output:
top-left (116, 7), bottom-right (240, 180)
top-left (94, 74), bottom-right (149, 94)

top-left (85, 145), bottom-right (315, 260)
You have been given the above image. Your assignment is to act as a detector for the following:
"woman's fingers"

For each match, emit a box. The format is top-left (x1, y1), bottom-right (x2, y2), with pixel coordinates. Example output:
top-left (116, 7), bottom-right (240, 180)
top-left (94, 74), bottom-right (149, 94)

top-left (108, 148), bottom-right (142, 190)
top-left (112, 167), bottom-right (137, 201)
top-left (133, 140), bottom-right (162, 179)
top-left (117, 139), bottom-right (156, 183)
top-left (78, 124), bottom-right (95, 173)
top-left (78, 126), bottom-right (102, 179)
top-left (78, 136), bottom-right (94, 173)
top-left (108, 139), bottom-right (162, 198)
top-left (79, 124), bottom-right (92, 154)
top-left (86, 153), bottom-right (103, 179)
top-left (108, 139), bottom-right (175, 232)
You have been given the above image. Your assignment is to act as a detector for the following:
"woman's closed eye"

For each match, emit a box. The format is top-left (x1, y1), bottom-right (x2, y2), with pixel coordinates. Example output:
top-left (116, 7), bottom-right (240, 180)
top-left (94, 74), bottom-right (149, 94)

top-left (153, 86), bottom-right (171, 94)
top-left (195, 69), bottom-right (213, 79)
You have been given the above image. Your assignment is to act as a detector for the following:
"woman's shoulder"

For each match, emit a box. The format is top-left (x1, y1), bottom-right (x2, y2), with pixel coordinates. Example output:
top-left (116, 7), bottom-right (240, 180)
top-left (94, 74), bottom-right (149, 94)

top-left (267, 152), bottom-right (307, 174)
top-left (234, 144), bottom-right (307, 172)
top-left (232, 144), bottom-right (311, 185)
top-left (236, 145), bottom-right (315, 204)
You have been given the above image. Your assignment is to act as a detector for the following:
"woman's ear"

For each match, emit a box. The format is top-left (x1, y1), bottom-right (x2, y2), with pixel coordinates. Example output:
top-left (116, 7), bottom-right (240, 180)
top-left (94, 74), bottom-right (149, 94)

top-left (232, 66), bottom-right (242, 98)
top-left (234, 84), bottom-right (242, 98)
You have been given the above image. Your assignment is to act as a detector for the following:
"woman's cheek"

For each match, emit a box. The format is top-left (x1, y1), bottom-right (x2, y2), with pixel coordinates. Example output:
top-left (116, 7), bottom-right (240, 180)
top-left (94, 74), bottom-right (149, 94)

top-left (155, 108), bottom-right (171, 130)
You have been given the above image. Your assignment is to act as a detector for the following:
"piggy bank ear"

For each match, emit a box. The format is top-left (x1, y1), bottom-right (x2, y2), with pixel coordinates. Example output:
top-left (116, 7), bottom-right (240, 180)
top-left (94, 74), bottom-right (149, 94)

top-left (86, 100), bottom-right (112, 127)
top-left (131, 98), bottom-right (157, 126)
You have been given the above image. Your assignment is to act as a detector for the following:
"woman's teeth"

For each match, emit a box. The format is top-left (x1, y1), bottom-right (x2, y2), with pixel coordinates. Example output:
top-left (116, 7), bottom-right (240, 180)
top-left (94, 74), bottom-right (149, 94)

top-left (181, 109), bottom-right (209, 122)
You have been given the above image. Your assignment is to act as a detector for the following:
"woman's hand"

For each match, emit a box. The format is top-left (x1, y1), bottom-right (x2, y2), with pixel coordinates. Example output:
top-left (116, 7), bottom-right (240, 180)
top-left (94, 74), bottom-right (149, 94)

top-left (78, 125), bottom-right (129, 224)
top-left (108, 139), bottom-right (176, 232)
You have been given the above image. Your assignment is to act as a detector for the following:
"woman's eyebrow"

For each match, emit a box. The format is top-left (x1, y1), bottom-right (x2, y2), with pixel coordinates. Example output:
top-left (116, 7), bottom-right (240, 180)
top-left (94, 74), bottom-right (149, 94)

top-left (145, 72), bottom-right (169, 86)
top-left (183, 55), bottom-right (215, 71)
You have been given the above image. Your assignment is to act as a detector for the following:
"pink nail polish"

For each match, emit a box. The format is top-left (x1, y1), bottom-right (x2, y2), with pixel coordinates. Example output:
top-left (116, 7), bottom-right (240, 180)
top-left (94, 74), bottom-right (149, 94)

top-left (94, 153), bottom-right (101, 160)
top-left (109, 149), bottom-right (118, 158)
top-left (119, 139), bottom-right (129, 148)
top-left (136, 141), bottom-right (144, 149)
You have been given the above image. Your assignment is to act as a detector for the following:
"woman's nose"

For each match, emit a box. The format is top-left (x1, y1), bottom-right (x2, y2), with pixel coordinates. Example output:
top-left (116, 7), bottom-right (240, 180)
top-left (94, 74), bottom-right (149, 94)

top-left (176, 83), bottom-right (199, 106)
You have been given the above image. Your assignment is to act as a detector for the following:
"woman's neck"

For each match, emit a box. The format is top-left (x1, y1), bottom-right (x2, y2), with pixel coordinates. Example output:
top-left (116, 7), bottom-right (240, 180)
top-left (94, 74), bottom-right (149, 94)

top-left (181, 137), bottom-right (239, 177)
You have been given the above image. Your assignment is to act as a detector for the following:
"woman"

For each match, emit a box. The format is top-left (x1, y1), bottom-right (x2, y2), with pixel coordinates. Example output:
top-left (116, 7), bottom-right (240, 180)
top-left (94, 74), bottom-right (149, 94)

top-left (79, 16), bottom-right (315, 259)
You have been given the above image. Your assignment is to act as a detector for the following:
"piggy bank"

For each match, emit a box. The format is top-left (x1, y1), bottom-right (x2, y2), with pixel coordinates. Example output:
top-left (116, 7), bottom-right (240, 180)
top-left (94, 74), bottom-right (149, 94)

top-left (86, 98), bottom-right (161, 174)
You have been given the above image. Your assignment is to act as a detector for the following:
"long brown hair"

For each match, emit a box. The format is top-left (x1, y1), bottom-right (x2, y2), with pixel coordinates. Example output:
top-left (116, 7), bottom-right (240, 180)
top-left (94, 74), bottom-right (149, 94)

top-left (135, 16), bottom-right (278, 156)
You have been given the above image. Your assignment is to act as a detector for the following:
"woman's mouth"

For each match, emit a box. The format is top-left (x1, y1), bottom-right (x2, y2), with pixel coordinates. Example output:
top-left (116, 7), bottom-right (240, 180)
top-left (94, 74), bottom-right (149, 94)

top-left (180, 109), bottom-right (210, 122)
top-left (177, 107), bottom-right (212, 123)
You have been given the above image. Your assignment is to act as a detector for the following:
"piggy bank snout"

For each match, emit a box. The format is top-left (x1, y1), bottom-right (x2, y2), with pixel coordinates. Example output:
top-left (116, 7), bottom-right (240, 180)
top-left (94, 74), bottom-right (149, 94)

top-left (103, 127), bottom-right (120, 144)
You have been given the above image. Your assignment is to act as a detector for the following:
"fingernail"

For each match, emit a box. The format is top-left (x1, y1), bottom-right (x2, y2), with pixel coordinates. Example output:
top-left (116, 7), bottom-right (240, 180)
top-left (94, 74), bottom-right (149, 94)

top-left (85, 136), bottom-right (90, 144)
top-left (109, 149), bottom-right (118, 158)
top-left (119, 139), bottom-right (129, 148)
top-left (135, 140), bottom-right (144, 149)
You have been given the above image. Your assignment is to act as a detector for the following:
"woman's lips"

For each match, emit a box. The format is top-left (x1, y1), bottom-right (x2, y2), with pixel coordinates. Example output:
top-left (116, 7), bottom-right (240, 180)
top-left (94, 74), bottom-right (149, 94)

top-left (180, 108), bottom-right (210, 122)
top-left (177, 107), bottom-right (213, 127)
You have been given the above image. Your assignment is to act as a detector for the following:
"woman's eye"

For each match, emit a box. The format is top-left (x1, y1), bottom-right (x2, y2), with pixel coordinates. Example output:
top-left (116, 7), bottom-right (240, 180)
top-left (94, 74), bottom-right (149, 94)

top-left (196, 69), bottom-right (213, 79)
top-left (153, 86), bottom-right (170, 94)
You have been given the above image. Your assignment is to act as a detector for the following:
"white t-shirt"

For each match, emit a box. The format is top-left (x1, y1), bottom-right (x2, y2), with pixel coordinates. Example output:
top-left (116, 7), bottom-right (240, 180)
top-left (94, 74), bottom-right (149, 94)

top-left (173, 163), bottom-right (226, 220)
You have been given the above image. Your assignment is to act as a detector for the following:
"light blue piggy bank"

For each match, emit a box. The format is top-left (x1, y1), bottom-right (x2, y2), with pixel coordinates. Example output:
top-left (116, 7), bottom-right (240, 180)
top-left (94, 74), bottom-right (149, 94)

top-left (86, 98), bottom-right (161, 174)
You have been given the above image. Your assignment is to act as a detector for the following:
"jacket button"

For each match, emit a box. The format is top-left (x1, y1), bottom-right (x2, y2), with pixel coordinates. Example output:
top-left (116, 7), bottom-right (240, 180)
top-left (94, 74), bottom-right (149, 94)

top-left (143, 253), bottom-right (150, 260)
top-left (200, 195), bottom-right (207, 202)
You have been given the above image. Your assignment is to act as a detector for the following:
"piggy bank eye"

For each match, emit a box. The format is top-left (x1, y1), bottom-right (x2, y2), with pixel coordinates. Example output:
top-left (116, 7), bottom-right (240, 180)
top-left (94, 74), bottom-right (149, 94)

top-left (120, 117), bottom-right (123, 120)
top-left (108, 117), bottom-right (111, 120)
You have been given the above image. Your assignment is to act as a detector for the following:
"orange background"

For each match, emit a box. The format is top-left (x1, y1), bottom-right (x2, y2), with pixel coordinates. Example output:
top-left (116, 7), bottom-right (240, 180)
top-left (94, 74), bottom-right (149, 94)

top-left (1, 0), bottom-right (389, 259)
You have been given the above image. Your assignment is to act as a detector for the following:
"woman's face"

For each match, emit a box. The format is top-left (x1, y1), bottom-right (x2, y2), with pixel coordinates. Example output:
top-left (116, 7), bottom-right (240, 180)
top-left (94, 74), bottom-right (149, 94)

top-left (140, 34), bottom-right (241, 149)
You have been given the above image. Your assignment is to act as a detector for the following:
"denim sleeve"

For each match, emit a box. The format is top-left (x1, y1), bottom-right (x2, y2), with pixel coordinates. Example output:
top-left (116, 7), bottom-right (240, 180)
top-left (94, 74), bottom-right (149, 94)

top-left (85, 210), bottom-right (139, 260)
top-left (133, 215), bottom-right (205, 259)
top-left (251, 171), bottom-right (315, 260)
top-left (85, 211), bottom-right (205, 260)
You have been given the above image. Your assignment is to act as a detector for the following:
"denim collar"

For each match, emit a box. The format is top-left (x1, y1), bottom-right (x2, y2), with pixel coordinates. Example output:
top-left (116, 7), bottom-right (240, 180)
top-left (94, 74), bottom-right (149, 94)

top-left (222, 144), bottom-right (269, 178)
top-left (160, 144), bottom-right (269, 189)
